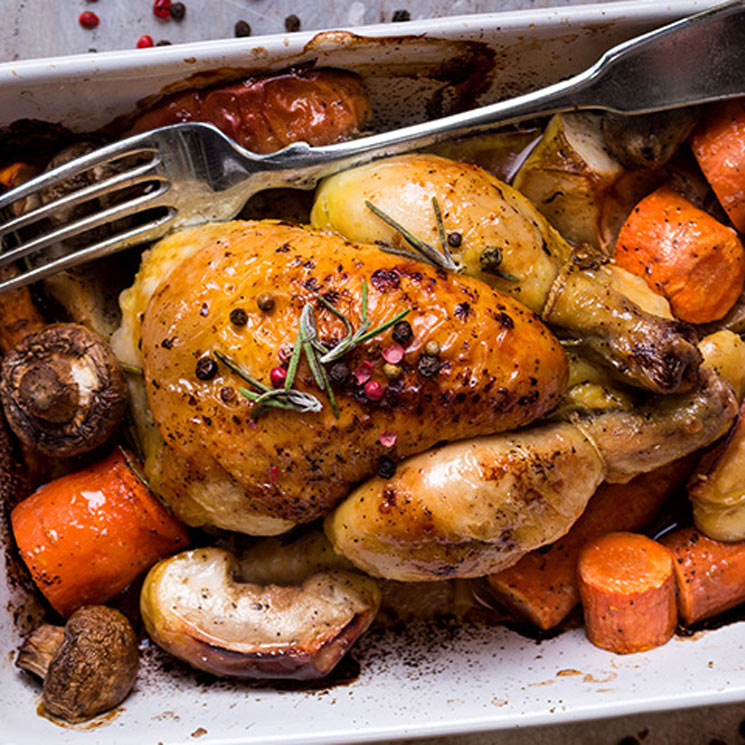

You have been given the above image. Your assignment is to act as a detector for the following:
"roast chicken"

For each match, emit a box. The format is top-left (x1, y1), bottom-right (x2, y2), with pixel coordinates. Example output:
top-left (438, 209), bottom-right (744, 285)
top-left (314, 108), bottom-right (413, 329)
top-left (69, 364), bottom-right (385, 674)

top-left (114, 220), bottom-right (567, 534)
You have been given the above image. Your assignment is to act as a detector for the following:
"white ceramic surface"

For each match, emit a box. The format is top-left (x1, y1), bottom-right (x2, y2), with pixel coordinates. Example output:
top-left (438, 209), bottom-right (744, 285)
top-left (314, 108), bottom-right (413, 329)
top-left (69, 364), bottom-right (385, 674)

top-left (0, 2), bottom-right (739, 744)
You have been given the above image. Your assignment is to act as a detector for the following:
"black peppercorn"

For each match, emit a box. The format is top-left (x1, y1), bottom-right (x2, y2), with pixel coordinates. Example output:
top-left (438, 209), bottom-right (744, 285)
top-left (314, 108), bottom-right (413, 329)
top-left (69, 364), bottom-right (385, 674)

top-left (479, 246), bottom-right (504, 274)
top-left (196, 356), bottom-right (218, 381)
top-left (284, 14), bottom-right (301, 32)
top-left (219, 386), bottom-right (236, 403)
top-left (156, 39), bottom-right (172, 46)
top-left (447, 231), bottom-right (462, 248)
top-left (234, 20), bottom-right (251, 37)
top-left (170, 2), bottom-right (186, 20)
top-left (257, 293), bottom-right (275, 312)
top-left (230, 307), bottom-right (248, 326)
top-left (392, 320), bottom-right (413, 346)
top-left (417, 353), bottom-right (440, 378)
top-left (391, 9), bottom-right (410, 21)
top-left (378, 456), bottom-right (397, 479)
top-left (329, 362), bottom-right (350, 387)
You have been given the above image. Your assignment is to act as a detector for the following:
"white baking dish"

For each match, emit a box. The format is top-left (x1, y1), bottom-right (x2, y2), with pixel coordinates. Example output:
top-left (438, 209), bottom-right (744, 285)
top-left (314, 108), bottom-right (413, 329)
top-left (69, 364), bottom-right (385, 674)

top-left (0, 2), bottom-right (739, 744)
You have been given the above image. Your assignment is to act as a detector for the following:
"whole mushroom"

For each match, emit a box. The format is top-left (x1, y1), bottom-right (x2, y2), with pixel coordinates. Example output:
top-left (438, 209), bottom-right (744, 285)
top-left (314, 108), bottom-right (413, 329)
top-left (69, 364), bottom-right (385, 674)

top-left (0, 323), bottom-right (127, 457)
top-left (16, 605), bottom-right (139, 723)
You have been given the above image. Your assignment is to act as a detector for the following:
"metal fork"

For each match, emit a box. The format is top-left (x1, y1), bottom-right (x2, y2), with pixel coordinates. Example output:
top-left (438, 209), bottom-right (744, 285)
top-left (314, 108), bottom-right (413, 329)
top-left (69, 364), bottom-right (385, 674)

top-left (1, 0), bottom-right (744, 294)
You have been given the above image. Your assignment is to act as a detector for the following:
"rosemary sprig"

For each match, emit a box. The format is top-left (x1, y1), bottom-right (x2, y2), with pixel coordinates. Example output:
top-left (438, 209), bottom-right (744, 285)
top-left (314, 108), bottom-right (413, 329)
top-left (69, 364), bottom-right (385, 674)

top-left (299, 302), bottom-right (339, 418)
top-left (365, 200), bottom-right (457, 271)
top-left (432, 196), bottom-right (455, 267)
top-left (215, 350), bottom-right (270, 392)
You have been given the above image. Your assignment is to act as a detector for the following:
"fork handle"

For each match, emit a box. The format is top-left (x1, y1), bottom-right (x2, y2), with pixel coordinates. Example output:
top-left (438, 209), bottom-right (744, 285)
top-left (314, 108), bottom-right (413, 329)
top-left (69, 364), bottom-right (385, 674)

top-left (257, 0), bottom-right (745, 189)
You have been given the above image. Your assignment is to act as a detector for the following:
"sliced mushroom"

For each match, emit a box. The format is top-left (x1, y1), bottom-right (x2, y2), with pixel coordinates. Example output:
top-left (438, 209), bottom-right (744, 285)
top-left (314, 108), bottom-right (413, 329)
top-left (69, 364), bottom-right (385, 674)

top-left (140, 547), bottom-right (380, 680)
top-left (0, 323), bottom-right (127, 457)
top-left (16, 605), bottom-right (139, 723)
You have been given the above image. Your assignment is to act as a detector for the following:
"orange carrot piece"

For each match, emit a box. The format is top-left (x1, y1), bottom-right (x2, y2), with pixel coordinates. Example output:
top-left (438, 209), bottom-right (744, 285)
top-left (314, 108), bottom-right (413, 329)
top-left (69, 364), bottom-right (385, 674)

top-left (577, 531), bottom-right (677, 654)
top-left (487, 459), bottom-right (692, 630)
top-left (11, 447), bottom-right (189, 617)
top-left (691, 98), bottom-right (745, 233)
top-left (659, 527), bottom-right (745, 625)
top-left (613, 185), bottom-right (745, 323)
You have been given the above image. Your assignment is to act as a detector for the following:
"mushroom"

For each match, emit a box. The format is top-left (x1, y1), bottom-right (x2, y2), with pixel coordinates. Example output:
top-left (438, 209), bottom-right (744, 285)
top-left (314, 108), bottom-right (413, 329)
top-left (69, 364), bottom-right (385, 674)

top-left (16, 605), bottom-right (139, 723)
top-left (601, 107), bottom-right (700, 169)
top-left (140, 547), bottom-right (381, 680)
top-left (0, 323), bottom-right (127, 457)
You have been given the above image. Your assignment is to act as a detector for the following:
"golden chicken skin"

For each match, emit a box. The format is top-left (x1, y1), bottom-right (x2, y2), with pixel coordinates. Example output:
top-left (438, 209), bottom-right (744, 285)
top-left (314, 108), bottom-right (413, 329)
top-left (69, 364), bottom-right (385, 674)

top-left (119, 220), bottom-right (568, 534)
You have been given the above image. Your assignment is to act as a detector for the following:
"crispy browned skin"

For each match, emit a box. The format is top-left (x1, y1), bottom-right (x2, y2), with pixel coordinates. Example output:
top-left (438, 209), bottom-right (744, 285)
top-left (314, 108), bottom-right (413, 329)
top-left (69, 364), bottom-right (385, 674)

top-left (129, 68), bottom-right (370, 154)
top-left (140, 221), bottom-right (567, 528)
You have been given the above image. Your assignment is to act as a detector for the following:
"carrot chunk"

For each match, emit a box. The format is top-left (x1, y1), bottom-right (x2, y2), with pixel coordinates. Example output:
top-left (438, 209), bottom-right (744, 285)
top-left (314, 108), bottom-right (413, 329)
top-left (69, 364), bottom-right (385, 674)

top-left (11, 447), bottom-right (189, 617)
top-left (691, 98), bottom-right (745, 233)
top-left (613, 185), bottom-right (745, 323)
top-left (659, 527), bottom-right (745, 625)
top-left (577, 532), bottom-right (677, 654)
top-left (488, 459), bottom-right (691, 630)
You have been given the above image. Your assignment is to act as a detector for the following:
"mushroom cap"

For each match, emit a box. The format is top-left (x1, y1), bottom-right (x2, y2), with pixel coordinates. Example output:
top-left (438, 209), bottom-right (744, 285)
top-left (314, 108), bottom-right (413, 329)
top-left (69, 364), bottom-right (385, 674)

top-left (42, 605), bottom-right (138, 723)
top-left (0, 323), bottom-right (127, 457)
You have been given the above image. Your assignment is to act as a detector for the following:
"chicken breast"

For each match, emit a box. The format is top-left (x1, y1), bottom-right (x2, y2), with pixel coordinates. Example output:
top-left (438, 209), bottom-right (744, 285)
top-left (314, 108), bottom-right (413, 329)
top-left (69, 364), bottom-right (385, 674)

top-left (134, 220), bottom-right (567, 531)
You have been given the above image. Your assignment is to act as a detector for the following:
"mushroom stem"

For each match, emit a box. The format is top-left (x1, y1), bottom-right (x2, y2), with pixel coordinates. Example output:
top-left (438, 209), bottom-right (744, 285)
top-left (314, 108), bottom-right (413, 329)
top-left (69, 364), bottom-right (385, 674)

top-left (16, 623), bottom-right (65, 679)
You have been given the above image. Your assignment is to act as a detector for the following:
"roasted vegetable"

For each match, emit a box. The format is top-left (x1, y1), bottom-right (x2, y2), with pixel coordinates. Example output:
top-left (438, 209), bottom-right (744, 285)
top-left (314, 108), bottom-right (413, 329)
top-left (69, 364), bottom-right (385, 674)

top-left (11, 448), bottom-right (189, 617)
top-left (512, 112), bottom-right (625, 248)
top-left (311, 153), bottom-right (702, 395)
top-left (117, 220), bottom-right (567, 534)
top-left (487, 458), bottom-right (693, 630)
top-left (0, 324), bottom-right (127, 457)
top-left (577, 532), bottom-right (677, 654)
top-left (691, 97), bottom-right (745, 233)
top-left (614, 186), bottom-right (745, 323)
top-left (16, 606), bottom-right (138, 723)
top-left (129, 68), bottom-right (371, 154)
top-left (141, 547), bottom-right (379, 680)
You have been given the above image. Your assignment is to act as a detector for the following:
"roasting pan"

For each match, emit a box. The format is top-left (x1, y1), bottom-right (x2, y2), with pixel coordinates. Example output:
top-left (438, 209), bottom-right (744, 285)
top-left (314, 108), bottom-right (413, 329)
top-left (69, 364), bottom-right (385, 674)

top-left (0, 2), bottom-right (741, 744)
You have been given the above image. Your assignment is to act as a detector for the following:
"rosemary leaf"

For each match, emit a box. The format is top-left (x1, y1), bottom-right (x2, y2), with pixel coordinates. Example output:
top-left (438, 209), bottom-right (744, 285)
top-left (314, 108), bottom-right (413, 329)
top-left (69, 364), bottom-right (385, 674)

top-left (317, 294), bottom-right (354, 337)
top-left (378, 244), bottom-right (425, 263)
top-left (215, 351), bottom-right (270, 392)
top-left (365, 200), bottom-right (451, 270)
top-left (355, 309), bottom-right (411, 345)
top-left (120, 362), bottom-right (144, 376)
top-left (300, 304), bottom-right (326, 391)
top-left (284, 323), bottom-right (305, 392)
top-left (432, 196), bottom-right (454, 267)
top-left (493, 269), bottom-right (521, 282)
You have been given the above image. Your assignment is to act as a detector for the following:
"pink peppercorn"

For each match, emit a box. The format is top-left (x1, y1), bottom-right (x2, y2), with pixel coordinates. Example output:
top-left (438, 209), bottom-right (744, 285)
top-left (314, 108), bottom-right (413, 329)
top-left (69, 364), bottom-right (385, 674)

top-left (270, 366), bottom-right (287, 388)
top-left (353, 361), bottom-right (373, 385)
top-left (364, 380), bottom-right (384, 401)
top-left (136, 35), bottom-right (155, 48)
top-left (379, 432), bottom-right (397, 447)
top-left (78, 11), bottom-right (100, 29)
top-left (153, 0), bottom-right (172, 19)
top-left (382, 343), bottom-right (404, 365)
top-left (269, 465), bottom-right (279, 483)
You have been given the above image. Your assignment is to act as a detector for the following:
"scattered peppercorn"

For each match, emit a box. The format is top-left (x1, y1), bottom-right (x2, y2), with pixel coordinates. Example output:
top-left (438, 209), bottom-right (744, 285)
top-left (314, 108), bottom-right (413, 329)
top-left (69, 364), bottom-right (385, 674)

top-left (195, 356), bottom-right (218, 380)
top-left (170, 1), bottom-right (186, 21)
top-left (257, 293), bottom-right (275, 312)
top-left (156, 39), bottom-right (172, 46)
top-left (447, 231), bottom-right (462, 248)
top-left (364, 380), bottom-right (384, 401)
top-left (270, 366), bottom-right (287, 388)
top-left (329, 362), bottom-right (350, 386)
top-left (480, 245), bottom-right (504, 274)
top-left (153, 0), bottom-right (172, 19)
top-left (424, 340), bottom-right (441, 356)
top-left (219, 386), bottom-right (236, 403)
top-left (78, 11), bottom-right (100, 29)
top-left (234, 20), bottom-right (251, 37)
top-left (391, 9), bottom-right (411, 21)
top-left (392, 320), bottom-right (413, 346)
top-left (284, 14), bottom-right (301, 32)
top-left (417, 354), bottom-right (440, 378)
top-left (378, 456), bottom-right (397, 479)
top-left (278, 342), bottom-right (294, 365)
top-left (383, 363), bottom-right (402, 379)
top-left (137, 35), bottom-right (155, 48)
top-left (230, 307), bottom-right (248, 326)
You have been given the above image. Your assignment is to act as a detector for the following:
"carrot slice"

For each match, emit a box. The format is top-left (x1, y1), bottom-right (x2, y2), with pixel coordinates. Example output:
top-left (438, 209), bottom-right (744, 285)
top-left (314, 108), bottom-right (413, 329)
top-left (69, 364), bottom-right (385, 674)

top-left (577, 531), bottom-right (677, 654)
top-left (691, 98), bottom-right (745, 233)
top-left (613, 185), bottom-right (745, 323)
top-left (659, 527), bottom-right (745, 625)
top-left (487, 458), bottom-right (692, 630)
top-left (11, 447), bottom-right (189, 617)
